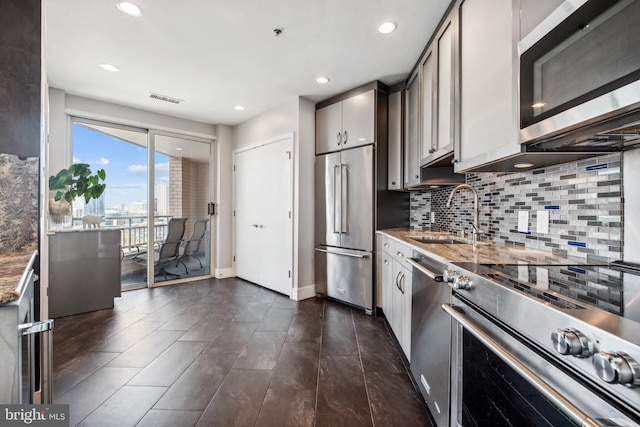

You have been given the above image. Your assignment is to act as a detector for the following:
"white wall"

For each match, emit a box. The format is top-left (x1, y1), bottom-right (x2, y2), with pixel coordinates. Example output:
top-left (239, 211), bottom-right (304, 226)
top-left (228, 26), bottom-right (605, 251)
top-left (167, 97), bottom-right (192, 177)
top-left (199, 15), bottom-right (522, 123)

top-left (215, 124), bottom-right (234, 277)
top-left (233, 97), bottom-right (299, 149)
top-left (231, 97), bottom-right (316, 299)
top-left (48, 89), bottom-right (217, 175)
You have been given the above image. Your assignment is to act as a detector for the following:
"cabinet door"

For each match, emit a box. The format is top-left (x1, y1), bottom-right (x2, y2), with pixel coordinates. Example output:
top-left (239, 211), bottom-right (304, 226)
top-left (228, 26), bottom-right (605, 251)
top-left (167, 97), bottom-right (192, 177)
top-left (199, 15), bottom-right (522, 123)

top-left (404, 73), bottom-right (420, 188)
top-left (387, 91), bottom-right (403, 190)
top-left (457, 0), bottom-right (519, 172)
top-left (316, 102), bottom-right (343, 155)
top-left (436, 19), bottom-right (455, 155)
top-left (381, 250), bottom-right (393, 320)
top-left (341, 89), bottom-right (375, 150)
top-left (392, 260), bottom-right (411, 360)
top-left (421, 50), bottom-right (435, 162)
top-left (399, 263), bottom-right (412, 361)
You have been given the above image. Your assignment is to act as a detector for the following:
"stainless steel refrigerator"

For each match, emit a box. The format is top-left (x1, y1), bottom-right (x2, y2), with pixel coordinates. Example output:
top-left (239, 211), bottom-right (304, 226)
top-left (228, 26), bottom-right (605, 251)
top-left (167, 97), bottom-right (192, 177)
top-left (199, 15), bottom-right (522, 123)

top-left (314, 82), bottom-right (409, 313)
top-left (315, 144), bottom-right (376, 312)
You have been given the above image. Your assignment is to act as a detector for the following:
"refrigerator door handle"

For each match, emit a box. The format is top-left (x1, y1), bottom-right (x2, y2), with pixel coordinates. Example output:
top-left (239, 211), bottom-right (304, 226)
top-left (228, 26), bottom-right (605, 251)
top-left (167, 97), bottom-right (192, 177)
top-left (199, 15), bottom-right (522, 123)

top-left (333, 164), bottom-right (340, 234)
top-left (315, 247), bottom-right (369, 259)
top-left (341, 163), bottom-right (348, 234)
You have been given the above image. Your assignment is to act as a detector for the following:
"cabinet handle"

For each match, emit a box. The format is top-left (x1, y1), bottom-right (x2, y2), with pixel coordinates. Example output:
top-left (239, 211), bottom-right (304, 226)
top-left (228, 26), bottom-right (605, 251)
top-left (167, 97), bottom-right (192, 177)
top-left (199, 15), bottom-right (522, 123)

top-left (383, 243), bottom-right (389, 248)
top-left (429, 148), bottom-right (436, 154)
top-left (398, 273), bottom-right (405, 294)
top-left (343, 130), bottom-right (348, 144)
top-left (391, 181), bottom-right (396, 185)
top-left (415, 175), bottom-right (419, 179)
top-left (336, 132), bottom-right (342, 146)
top-left (396, 251), bottom-right (404, 258)
top-left (384, 259), bottom-right (389, 265)
top-left (395, 271), bottom-right (402, 291)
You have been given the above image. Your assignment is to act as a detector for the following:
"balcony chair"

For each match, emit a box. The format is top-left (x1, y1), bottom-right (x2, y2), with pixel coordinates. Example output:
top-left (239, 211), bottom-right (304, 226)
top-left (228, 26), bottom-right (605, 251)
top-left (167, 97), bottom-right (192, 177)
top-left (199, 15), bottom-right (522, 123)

top-left (147, 217), bottom-right (187, 281)
top-left (177, 218), bottom-right (208, 274)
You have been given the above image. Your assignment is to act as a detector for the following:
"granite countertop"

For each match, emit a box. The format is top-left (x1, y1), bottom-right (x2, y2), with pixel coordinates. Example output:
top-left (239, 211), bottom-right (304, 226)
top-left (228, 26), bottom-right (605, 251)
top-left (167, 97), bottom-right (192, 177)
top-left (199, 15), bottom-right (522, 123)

top-left (0, 249), bottom-right (34, 305)
top-left (378, 228), bottom-right (589, 265)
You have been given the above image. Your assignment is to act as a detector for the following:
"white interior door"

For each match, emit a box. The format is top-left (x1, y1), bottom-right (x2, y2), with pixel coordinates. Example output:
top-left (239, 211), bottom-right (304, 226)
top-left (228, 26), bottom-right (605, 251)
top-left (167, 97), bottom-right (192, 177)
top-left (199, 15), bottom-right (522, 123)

top-left (234, 135), bottom-right (292, 296)
top-left (234, 147), bottom-right (261, 285)
top-left (257, 138), bottom-right (292, 295)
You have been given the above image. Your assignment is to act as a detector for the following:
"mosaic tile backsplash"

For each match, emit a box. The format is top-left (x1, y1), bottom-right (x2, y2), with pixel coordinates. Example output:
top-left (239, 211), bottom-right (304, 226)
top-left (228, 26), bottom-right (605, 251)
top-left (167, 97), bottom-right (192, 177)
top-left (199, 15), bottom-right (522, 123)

top-left (410, 153), bottom-right (623, 262)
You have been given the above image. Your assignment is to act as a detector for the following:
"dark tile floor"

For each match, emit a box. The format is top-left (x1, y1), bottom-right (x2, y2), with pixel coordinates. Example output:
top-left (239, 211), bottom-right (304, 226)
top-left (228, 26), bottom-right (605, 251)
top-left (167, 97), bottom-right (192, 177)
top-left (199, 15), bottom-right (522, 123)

top-left (52, 278), bottom-right (433, 426)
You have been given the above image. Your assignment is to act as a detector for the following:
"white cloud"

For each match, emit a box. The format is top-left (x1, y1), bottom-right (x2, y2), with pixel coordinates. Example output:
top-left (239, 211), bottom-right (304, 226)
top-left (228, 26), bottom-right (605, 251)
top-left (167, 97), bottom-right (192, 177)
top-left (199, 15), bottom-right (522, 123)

top-left (72, 156), bottom-right (80, 163)
top-left (94, 157), bottom-right (110, 165)
top-left (155, 162), bottom-right (169, 178)
top-left (127, 164), bottom-right (147, 175)
top-left (109, 183), bottom-right (146, 189)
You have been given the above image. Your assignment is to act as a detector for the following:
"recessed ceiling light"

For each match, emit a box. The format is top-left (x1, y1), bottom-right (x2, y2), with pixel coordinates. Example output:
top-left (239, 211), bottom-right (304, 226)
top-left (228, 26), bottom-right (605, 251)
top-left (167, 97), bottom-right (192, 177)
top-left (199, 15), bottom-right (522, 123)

top-left (99, 63), bottom-right (120, 72)
top-left (531, 102), bottom-right (545, 108)
top-left (117, 1), bottom-right (143, 17)
top-left (234, 105), bottom-right (245, 111)
top-left (514, 162), bottom-right (535, 169)
top-left (378, 21), bottom-right (397, 34)
top-left (175, 147), bottom-right (183, 151)
top-left (316, 76), bottom-right (330, 84)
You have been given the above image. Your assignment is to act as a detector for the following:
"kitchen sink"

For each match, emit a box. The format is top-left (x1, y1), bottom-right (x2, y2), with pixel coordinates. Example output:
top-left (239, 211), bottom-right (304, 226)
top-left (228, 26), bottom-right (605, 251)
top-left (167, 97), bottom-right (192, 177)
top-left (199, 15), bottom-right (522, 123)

top-left (410, 237), bottom-right (469, 245)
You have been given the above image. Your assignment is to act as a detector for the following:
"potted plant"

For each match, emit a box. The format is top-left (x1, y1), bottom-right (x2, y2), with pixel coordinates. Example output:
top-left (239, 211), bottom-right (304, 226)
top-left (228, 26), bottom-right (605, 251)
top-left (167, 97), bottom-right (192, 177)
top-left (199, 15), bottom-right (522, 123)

top-left (48, 163), bottom-right (106, 227)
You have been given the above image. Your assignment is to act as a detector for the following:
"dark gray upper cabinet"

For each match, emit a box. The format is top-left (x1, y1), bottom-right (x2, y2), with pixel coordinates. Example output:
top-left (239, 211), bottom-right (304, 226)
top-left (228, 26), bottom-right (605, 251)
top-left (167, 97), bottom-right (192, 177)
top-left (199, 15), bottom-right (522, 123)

top-left (455, 0), bottom-right (520, 172)
top-left (315, 89), bottom-right (376, 155)
top-left (387, 90), bottom-right (404, 191)
top-left (421, 12), bottom-right (457, 167)
top-left (404, 73), bottom-right (421, 188)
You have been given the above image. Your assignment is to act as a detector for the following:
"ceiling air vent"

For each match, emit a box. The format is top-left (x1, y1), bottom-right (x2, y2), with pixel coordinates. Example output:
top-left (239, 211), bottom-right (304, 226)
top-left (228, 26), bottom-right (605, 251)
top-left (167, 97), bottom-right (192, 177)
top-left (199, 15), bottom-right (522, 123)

top-left (149, 92), bottom-right (183, 104)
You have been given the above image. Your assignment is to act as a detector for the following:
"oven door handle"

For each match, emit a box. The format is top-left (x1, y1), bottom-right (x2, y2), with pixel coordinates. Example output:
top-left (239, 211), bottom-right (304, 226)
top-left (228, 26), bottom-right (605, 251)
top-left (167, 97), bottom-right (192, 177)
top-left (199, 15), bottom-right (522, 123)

top-left (406, 257), bottom-right (443, 281)
top-left (442, 304), bottom-right (601, 427)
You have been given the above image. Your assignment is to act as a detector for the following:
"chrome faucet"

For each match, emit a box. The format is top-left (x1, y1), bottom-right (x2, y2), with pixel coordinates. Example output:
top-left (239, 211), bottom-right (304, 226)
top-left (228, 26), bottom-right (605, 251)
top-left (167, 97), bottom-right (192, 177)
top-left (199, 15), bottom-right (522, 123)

top-left (446, 183), bottom-right (484, 245)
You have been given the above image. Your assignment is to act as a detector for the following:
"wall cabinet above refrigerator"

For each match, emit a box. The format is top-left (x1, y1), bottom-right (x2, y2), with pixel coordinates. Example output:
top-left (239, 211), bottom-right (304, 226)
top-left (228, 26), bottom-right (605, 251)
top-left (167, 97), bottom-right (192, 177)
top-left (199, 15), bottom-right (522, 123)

top-left (315, 89), bottom-right (376, 155)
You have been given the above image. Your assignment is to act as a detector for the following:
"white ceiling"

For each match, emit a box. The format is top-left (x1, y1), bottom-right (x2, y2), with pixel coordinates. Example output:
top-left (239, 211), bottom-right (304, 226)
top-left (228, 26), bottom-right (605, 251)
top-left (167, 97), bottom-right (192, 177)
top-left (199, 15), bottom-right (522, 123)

top-left (44, 0), bottom-right (452, 127)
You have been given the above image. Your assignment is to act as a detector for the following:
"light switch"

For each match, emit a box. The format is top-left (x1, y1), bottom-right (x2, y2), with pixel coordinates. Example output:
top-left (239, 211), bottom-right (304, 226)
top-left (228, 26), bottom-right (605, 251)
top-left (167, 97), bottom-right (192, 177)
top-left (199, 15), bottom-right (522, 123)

top-left (537, 210), bottom-right (549, 234)
top-left (518, 210), bottom-right (529, 233)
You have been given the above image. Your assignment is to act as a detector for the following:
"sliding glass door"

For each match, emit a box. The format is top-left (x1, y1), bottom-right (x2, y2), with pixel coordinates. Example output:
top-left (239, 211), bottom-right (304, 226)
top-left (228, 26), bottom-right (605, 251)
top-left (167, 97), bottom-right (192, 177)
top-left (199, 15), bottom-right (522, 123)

top-left (70, 119), bottom-right (213, 290)
top-left (151, 133), bottom-right (212, 283)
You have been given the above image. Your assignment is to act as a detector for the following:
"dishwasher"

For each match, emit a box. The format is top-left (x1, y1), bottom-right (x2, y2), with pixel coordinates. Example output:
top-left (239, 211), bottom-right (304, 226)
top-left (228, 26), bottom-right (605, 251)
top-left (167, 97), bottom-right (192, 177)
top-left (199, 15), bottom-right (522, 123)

top-left (406, 251), bottom-right (451, 427)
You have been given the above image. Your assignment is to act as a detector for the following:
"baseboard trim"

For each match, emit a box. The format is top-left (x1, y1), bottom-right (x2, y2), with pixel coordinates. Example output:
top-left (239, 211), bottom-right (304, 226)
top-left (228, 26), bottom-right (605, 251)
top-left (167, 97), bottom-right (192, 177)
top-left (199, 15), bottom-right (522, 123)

top-left (291, 284), bottom-right (316, 301)
top-left (214, 268), bottom-right (234, 279)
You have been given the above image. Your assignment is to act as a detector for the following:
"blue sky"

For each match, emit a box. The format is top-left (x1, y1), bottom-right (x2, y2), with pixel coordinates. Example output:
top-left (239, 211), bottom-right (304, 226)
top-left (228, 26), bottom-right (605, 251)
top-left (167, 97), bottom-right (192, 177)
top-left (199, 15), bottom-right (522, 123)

top-left (71, 124), bottom-right (169, 208)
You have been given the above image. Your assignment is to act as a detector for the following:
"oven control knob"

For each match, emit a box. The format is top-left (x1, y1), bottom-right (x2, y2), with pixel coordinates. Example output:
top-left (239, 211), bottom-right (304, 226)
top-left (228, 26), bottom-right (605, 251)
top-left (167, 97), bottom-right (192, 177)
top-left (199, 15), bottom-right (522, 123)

top-left (551, 328), bottom-right (591, 357)
top-left (453, 276), bottom-right (473, 290)
top-left (593, 351), bottom-right (640, 386)
top-left (443, 270), bottom-right (459, 283)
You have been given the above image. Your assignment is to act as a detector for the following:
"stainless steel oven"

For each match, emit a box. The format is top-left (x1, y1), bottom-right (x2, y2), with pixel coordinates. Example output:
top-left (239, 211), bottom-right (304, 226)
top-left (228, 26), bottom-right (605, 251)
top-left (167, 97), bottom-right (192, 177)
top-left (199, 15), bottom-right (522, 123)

top-left (519, 0), bottom-right (640, 147)
top-left (443, 262), bottom-right (640, 427)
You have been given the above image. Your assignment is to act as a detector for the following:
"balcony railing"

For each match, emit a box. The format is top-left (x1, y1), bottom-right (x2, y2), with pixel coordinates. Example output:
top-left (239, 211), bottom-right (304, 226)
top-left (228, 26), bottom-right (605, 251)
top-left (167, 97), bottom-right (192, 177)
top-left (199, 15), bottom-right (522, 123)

top-left (71, 215), bottom-right (173, 256)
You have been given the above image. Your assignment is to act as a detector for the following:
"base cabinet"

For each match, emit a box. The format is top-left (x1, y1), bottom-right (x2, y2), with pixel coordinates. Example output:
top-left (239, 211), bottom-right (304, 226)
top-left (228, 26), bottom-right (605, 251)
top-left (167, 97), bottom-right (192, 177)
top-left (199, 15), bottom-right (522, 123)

top-left (380, 236), bottom-right (412, 360)
top-left (49, 230), bottom-right (121, 318)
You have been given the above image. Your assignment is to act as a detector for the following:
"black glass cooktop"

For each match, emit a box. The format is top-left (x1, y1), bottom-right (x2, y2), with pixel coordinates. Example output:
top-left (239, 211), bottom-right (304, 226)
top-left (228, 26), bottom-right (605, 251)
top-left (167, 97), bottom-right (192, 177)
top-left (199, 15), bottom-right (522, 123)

top-left (479, 262), bottom-right (640, 321)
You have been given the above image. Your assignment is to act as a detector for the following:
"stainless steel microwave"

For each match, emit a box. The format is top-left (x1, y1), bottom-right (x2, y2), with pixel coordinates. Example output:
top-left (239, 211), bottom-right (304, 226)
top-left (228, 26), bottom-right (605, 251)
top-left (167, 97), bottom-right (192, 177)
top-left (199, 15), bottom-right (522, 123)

top-left (519, 0), bottom-right (640, 148)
